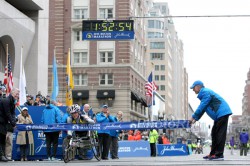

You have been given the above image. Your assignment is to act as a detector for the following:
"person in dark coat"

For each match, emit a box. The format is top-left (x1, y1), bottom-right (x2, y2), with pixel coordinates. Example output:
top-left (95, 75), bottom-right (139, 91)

top-left (240, 128), bottom-right (249, 156)
top-left (0, 88), bottom-right (19, 162)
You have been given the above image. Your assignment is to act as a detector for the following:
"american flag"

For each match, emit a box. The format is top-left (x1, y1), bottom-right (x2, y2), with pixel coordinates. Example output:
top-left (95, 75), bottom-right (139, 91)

top-left (144, 72), bottom-right (157, 107)
top-left (4, 55), bottom-right (13, 94)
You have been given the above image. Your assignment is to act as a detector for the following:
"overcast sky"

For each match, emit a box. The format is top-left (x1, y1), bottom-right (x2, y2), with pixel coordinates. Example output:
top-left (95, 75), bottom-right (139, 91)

top-left (155, 0), bottom-right (250, 124)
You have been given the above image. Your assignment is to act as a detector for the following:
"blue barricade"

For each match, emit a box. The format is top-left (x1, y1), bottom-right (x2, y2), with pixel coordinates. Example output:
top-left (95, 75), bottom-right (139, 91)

top-left (12, 106), bottom-right (190, 160)
top-left (157, 144), bottom-right (189, 156)
top-left (118, 141), bottom-right (150, 157)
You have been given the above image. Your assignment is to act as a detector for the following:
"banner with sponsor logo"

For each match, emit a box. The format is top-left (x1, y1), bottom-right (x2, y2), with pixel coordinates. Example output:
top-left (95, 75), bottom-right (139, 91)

top-left (118, 141), bottom-right (150, 157)
top-left (157, 144), bottom-right (189, 156)
top-left (17, 120), bottom-right (190, 131)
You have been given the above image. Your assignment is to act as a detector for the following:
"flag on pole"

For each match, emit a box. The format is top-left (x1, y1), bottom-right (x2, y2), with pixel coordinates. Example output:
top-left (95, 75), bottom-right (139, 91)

top-left (66, 48), bottom-right (74, 106)
top-left (51, 53), bottom-right (59, 101)
top-left (4, 54), bottom-right (13, 94)
top-left (144, 72), bottom-right (157, 107)
top-left (19, 47), bottom-right (27, 105)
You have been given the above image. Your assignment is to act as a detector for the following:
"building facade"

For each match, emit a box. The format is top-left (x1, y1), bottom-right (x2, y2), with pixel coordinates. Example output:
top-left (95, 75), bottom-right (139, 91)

top-left (48, 0), bottom-right (149, 121)
top-left (0, 0), bottom-right (48, 96)
top-left (146, 2), bottom-right (188, 121)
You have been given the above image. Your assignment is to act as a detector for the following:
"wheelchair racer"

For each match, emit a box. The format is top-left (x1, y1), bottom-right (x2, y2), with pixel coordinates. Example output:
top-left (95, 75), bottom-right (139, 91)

top-left (65, 104), bottom-right (95, 160)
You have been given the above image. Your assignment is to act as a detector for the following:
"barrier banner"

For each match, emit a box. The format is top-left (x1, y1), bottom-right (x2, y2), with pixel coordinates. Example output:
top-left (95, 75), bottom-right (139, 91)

top-left (12, 106), bottom-right (190, 160)
top-left (118, 141), bottom-right (150, 157)
top-left (157, 144), bottom-right (189, 156)
top-left (17, 120), bottom-right (190, 131)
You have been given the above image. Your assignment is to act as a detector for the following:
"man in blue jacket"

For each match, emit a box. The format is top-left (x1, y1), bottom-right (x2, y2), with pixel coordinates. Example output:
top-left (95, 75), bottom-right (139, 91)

top-left (240, 128), bottom-right (249, 156)
top-left (96, 105), bottom-right (116, 160)
top-left (189, 80), bottom-right (232, 160)
top-left (41, 100), bottom-right (62, 161)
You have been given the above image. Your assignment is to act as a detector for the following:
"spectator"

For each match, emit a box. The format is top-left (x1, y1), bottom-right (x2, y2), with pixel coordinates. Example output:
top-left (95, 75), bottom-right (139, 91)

top-left (240, 128), bottom-right (249, 156)
top-left (230, 136), bottom-right (235, 155)
top-left (41, 100), bottom-right (61, 161)
top-left (82, 104), bottom-right (95, 120)
top-left (0, 86), bottom-right (6, 99)
top-left (141, 130), bottom-right (149, 141)
top-left (158, 133), bottom-right (163, 144)
top-left (110, 111), bottom-right (123, 159)
top-left (62, 106), bottom-right (71, 123)
top-left (24, 95), bottom-right (33, 106)
top-left (96, 105), bottom-right (116, 160)
top-left (162, 133), bottom-right (170, 144)
top-left (16, 107), bottom-right (34, 161)
top-left (65, 104), bottom-right (95, 160)
top-left (0, 88), bottom-right (19, 162)
top-left (149, 129), bottom-right (158, 157)
top-left (128, 130), bottom-right (135, 141)
top-left (134, 130), bottom-right (142, 141)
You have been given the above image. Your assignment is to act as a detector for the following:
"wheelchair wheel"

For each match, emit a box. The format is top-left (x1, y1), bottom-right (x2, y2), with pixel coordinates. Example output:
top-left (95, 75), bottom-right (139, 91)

top-left (63, 148), bottom-right (70, 163)
top-left (63, 138), bottom-right (70, 163)
top-left (91, 131), bottom-right (101, 161)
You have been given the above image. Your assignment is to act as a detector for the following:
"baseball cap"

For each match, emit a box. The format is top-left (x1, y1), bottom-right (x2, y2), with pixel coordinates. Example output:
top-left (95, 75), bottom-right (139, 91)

top-left (190, 80), bottom-right (204, 89)
top-left (102, 105), bottom-right (108, 108)
top-left (21, 107), bottom-right (28, 111)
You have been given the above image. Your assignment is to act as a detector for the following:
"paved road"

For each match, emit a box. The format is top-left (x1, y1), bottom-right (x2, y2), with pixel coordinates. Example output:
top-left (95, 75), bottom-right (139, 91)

top-left (3, 147), bottom-right (250, 165)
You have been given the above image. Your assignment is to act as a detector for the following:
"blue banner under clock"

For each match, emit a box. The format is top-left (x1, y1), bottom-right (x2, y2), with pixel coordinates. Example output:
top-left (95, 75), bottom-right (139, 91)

top-left (82, 31), bottom-right (135, 40)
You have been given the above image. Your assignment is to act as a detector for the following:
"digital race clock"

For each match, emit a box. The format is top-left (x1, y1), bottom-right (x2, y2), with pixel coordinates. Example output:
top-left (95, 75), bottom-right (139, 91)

top-left (82, 20), bottom-right (134, 40)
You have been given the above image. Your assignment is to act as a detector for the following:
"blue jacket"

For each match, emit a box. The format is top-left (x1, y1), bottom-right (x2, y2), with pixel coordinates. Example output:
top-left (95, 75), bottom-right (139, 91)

top-left (41, 104), bottom-right (62, 132)
top-left (96, 112), bottom-right (116, 135)
top-left (109, 116), bottom-right (120, 137)
top-left (240, 132), bottom-right (249, 144)
top-left (192, 87), bottom-right (232, 121)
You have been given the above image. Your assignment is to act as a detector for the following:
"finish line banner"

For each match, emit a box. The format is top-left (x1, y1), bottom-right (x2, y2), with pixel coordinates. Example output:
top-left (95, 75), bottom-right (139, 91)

top-left (16, 120), bottom-right (190, 131)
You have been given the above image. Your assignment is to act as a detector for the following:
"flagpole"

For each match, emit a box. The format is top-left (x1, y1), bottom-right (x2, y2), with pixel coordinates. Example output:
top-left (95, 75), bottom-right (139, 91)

top-left (151, 62), bottom-right (155, 121)
top-left (6, 44), bottom-right (9, 94)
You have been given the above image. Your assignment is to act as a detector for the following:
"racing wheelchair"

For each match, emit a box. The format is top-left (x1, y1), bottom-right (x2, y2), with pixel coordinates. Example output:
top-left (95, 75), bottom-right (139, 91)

top-left (62, 130), bottom-right (101, 163)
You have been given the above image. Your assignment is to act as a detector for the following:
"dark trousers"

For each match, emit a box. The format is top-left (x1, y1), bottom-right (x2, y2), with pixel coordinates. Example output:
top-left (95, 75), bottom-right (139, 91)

top-left (150, 143), bottom-right (156, 157)
top-left (240, 143), bottom-right (248, 156)
top-left (210, 115), bottom-right (229, 156)
top-left (110, 136), bottom-right (119, 158)
top-left (45, 132), bottom-right (60, 158)
top-left (0, 133), bottom-right (6, 156)
top-left (98, 133), bottom-right (111, 159)
top-left (20, 145), bottom-right (29, 158)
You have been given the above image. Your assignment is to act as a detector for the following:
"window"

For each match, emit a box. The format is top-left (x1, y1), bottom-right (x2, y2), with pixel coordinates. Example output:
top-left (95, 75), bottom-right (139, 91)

top-left (99, 73), bottom-right (113, 85)
top-left (150, 42), bottom-right (165, 49)
top-left (148, 20), bottom-right (164, 29)
top-left (161, 75), bottom-right (165, 81)
top-left (73, 52), bottom-right (88, 64)
top-left (74, 31), bottom-right (81, 41)
top-left (147, 32), bottom-right (164, 38)
top-left (155, 65), bottom-right (159, 71)
top-left (155, 75), bottom-right (159, 81)
top-left (100, 8), bottom-right (113, 19)
top-left (99, 51), bottom-right (113, 63)
top-left (160, 85), bottom-right (165, 91)
top-left (150, 53), bottom-right (165, 60)
top-left (74, 8), bottom-right (88, 19)
top-left (160, 65), bottom-right (165, 71)
top-left (74, 74), bottom-right (88, 86)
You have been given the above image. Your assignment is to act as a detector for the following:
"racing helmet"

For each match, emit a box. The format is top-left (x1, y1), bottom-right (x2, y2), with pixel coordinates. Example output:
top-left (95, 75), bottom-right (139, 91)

top-left (69, 104), bottom-right (80, 114)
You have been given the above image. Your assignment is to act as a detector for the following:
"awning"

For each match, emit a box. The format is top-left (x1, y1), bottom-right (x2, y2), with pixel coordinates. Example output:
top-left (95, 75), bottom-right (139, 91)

top-left (6, 0), bottom-right (43, 11)
top-left (131, 91), bottom-right (141, 102)
top-left (140, 97), bottom-right (148, 107)
top-left (72, 90), bottom-right (89, 99)
top-left (96, 90), bottom-right (115, 99)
